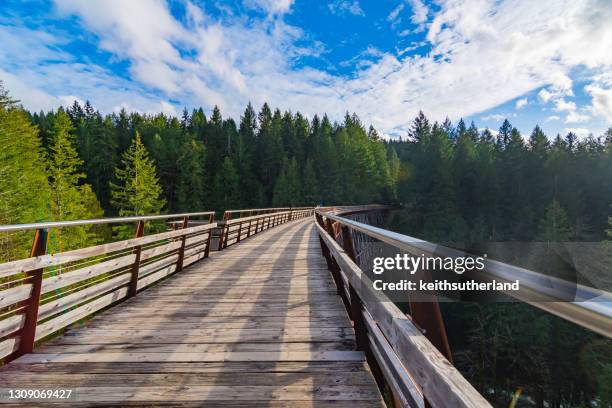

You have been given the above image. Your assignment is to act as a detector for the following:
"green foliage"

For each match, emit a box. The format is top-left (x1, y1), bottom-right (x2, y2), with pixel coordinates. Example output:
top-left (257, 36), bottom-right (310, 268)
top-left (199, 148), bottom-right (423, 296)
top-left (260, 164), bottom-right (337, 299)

top-left (273, 158), bottom-right (302, 206)
top-left (110, 132), bottom-right (165, 218)
top-left (176, 139), bottom-right (206, 211)
top-left (47, 110), bottom-right (103, 252)
top-left (214, 156), bottom-right (240, 210)
top-left (393, 116), bottom-right (611, 244)
top-left (0, 86), bottom-right (50, 261)
top-left (537, 200), bottom-right (572, 241)
top-left (29, 98), bottom-right (399, 214)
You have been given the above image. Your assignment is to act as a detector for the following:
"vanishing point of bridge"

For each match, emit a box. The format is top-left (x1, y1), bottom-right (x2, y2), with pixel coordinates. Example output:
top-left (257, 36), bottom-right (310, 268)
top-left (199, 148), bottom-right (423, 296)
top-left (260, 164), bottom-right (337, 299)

top-left (0, 206), bottom-right (610, 406)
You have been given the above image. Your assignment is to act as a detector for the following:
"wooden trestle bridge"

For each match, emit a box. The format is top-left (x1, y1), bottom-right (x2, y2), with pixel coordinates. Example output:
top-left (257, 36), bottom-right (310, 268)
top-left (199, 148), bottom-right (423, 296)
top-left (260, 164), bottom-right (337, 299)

top-left (0, 206), bottom-right (610, 406)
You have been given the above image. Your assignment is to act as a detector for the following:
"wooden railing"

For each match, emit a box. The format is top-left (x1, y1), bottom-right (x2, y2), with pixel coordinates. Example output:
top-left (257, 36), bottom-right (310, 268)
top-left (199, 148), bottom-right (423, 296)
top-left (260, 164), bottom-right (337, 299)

top-left (0, 208), bottom-right (312, 364)
top-left (316, 206), bottom-right (491, 408)
top-left (221, 207), bottom-right (312, 221)
top-left (316, 206), bottom-right (612, 407)
top-left (218, 208), bottom-right (314, 249)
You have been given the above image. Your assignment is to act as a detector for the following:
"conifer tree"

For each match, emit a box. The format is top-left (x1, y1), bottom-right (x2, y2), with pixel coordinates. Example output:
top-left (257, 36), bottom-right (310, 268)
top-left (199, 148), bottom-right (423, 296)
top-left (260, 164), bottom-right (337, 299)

top-left (537, 200), bottom-right (572, 241)
top-left (301, 159), bottom-right (319, 205)
top-left (214, 156), bottom-right (240, 211)
top-left (0, 84), bottom-right (51, 261)
top-left (176, 139), bottom-right (206, 211)
top-left (110, 132), bottom-right (165, 219)
top-left (237, 103), bottom-right (262, 207)
top-left (272, 168), bottom-right (289, 207)
top-left (48, 110), bottom-right (103, 251)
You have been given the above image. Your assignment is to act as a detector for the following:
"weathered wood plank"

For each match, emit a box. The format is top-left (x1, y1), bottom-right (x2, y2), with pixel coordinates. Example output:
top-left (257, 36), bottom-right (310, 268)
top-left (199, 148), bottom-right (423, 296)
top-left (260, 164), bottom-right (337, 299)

top-left (0, 284), bottom-right (32, 309)
top-left (16, 351), bottom-right (366, 364)
top-left (38, 273), bottom-right (131, 321)
top-left (35, 287), bottom-right (128, 341)
top-left (41, 254), bottom-right (135, 294)
top-left (1, 385), bottom-right (382, 402)
top-left (0, 336), bottom-right (19, 359)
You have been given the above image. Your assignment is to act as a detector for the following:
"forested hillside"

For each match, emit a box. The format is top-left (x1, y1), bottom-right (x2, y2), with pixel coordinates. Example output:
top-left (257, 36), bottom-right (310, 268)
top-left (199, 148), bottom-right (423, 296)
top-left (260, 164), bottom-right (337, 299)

top-left (391, 112), bottom-right (612, 244)
top-left (1, 81), bottom-right (611, 262)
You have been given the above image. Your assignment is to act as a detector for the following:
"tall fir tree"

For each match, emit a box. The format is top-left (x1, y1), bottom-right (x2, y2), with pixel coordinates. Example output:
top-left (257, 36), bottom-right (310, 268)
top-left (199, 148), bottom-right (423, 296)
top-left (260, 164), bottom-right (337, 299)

top-left (47, 110), bottom-right (103, 252)
top-left (0, 84), bottom-right (51, 261)
top-left (214, 156), bottom-right (240, 211)
top-left (110, 132), bottom-right (165, 223)
top-left (537, 200), bottom-right (572, 241)
top-left (176, 139), bottom-right (206, 211)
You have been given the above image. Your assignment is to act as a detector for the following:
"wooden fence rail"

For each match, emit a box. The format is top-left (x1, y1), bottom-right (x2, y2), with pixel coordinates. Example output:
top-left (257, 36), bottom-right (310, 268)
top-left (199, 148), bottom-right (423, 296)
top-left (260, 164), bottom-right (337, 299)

top-left (218, 208), bottom-right (314, 250)
top-left (0, 208), bottom-right (313, 364)
top-left (316, 206), bottom-right (492, 408)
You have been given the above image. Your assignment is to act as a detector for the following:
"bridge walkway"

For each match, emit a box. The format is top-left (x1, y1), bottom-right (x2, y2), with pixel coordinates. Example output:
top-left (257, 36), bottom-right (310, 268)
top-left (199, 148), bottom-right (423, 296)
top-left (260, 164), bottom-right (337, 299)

top-left (1, 218), bottom-right (384, 406)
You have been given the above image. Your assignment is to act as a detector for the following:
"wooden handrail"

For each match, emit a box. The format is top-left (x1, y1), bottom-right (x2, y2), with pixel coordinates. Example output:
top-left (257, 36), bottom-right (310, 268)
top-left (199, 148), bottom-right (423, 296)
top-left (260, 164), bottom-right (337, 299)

top-left (318, 208), bottom-right (612, 339)
top-left (217, 208), bottom-right (314, 250)
top-left (315, 206), bottom-right (491, 407)
top-left (221, 207), bottom-right (313, 221)
top-left (0, 212), bottom-right (216, 233)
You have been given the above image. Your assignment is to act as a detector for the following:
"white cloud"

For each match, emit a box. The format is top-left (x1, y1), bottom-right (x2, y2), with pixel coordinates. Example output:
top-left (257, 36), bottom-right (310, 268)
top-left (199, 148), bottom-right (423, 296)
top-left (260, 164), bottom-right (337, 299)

top-left (408, 0), bottom-right (428, 24)
top-left (563, 127), bottom-right (591, 139)
top-left (585, 83), bottom-right (612, 122)
top-left (245, 0), bottom-right (294, 15)
top-left (546, 115), bottom-right (560, 121)
top-left (565, 110), bottom-right (589, 123)
top-left (1, 0), bottom-right (612, 138)
top-left (538, 89), bottom-right (553, 103)
top-left (328, 0), bottom-right (364, 16)
top-left (480, 113), bottom-right (506, 122)
top-left (387, 1), bottom-right (428, 32)
top-left (58, 95), bottom-right (85, 107)
top-left (387, 4), bottom-right (404, 24)
top-left (515, 97), bottom-right (528, 109)
top-left (0, 68), bottom-right (60, 111)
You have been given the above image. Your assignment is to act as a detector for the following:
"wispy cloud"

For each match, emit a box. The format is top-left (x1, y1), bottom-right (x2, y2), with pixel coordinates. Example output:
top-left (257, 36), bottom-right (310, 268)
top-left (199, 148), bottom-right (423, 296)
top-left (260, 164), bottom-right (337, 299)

top-left (515, 97), bottom-right (528, 109)
top-left (327, 0), bottom-right (364, 17)
top-left (0, 0), bottom-right (611, 138)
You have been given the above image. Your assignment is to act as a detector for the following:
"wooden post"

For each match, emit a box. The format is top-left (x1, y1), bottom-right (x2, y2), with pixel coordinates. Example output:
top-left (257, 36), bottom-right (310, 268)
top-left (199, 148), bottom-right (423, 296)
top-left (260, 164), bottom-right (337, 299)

top-left (409, 299), bottom-right (453, 363)
top-left (318, 235), bottom-right (332, 270)
top-left (223, 224), bottom-right (229, 248)
top-left (204, 229), bottom-right (212, 258)
top-left (217, 221), bottom-right (226, 251)
top-left (247, 220), bottom-right (252, 238)
top-left (128, 220), bottom-right (145, 298)
top-left (349, 284), bottom-right (367, 351)
top-left (341, 226), bottom-right (357, 263)
top-left (236, 222), bottom-right (242, 242)
top-left (18, 228), bottom-right (47, 356)
top-left (175, 216), bottom-right (189, 272)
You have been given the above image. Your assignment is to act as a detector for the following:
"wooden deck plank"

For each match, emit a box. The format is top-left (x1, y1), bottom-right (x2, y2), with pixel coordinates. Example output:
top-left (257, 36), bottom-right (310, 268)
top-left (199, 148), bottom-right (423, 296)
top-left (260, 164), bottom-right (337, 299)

top-left (2, 219), bottom-right (384, 406)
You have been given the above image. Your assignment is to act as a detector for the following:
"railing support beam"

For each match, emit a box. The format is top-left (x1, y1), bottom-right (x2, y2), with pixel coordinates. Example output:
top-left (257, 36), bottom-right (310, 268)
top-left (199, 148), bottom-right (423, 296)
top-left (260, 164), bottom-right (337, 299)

top-left (18, 228), bottom-right (47, 356)
top-left (175, 216), bottom-right (189, 272)
top-left (128, 220), bottom-right (145, 298)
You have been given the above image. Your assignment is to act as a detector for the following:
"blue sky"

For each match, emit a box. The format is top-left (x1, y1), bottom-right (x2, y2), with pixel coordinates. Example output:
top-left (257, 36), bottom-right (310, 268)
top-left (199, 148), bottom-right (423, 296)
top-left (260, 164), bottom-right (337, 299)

top-left (1, 0), bottom-right (611, 139)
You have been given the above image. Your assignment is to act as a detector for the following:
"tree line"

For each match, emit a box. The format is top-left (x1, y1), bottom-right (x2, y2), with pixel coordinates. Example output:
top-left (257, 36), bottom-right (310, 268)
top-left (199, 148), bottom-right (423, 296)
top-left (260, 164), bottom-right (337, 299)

top-left (2, 78), bottom-right (610, 257)
top-left (390, 112), bottom-right (612, 244)
top-left (0, 83), bottom-right (397, 260)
